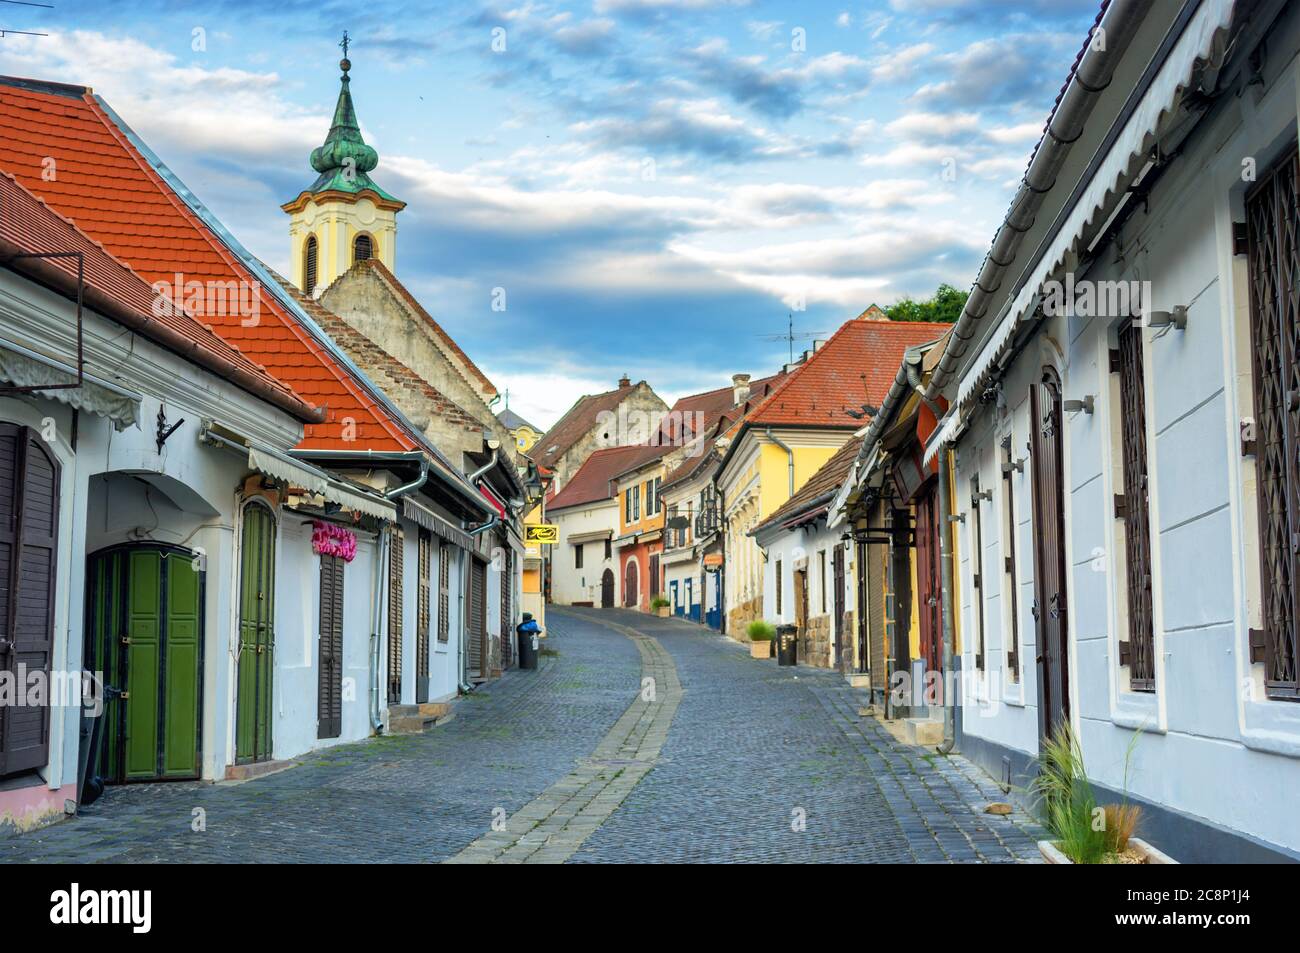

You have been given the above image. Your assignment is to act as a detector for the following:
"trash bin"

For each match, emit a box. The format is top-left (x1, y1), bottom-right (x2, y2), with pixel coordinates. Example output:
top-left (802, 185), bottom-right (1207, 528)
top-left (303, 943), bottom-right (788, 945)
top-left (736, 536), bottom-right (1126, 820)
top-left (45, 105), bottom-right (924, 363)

top-left (517, 613), bottom-right (541, 671)
top-left (776, 624), bottom-right (798, 666)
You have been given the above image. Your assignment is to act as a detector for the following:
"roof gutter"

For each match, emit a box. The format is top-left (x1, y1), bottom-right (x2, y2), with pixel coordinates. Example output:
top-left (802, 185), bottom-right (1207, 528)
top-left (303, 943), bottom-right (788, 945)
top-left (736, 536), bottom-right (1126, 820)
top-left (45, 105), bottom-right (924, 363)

top-left (925, 0), bottom-right (1150, 401)
top-left (0, 236), bottom-right (325, 425)
top-left (290, 448), bottom-right (491, 516)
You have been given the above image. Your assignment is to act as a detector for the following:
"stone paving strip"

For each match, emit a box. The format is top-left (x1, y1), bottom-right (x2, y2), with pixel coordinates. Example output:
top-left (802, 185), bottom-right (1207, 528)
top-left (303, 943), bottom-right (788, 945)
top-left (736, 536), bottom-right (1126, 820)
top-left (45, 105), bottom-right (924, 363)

top-left (444, 618), bottom-right (682, 864)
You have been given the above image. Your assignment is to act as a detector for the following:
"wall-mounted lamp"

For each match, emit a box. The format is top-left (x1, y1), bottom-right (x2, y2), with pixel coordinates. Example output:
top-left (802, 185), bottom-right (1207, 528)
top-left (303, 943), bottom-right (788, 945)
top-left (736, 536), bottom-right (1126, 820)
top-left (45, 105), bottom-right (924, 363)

top-left (1063, 395), bottom-right (1095, 415)
top-left (1148, 305), bottom-right (1188, 331)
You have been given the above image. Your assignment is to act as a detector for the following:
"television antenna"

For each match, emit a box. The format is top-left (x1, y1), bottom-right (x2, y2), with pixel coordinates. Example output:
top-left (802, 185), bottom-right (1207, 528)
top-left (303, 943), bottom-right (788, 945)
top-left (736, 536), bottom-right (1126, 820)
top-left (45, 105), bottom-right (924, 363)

top-left (755, 313), bottom-right (831, 364)
top-left (0, 0), bottom-right (52, 38)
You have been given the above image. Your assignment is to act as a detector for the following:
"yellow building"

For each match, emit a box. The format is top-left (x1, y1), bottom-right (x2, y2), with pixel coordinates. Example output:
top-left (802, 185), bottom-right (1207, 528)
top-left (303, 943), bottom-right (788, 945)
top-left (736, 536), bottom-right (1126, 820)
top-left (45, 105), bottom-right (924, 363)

top-left (497, 407), bottom-right (544, 455)
top-left (281, 51), bottom-right (405, 296)
top-left (715, 312), bottom-right (956, 639)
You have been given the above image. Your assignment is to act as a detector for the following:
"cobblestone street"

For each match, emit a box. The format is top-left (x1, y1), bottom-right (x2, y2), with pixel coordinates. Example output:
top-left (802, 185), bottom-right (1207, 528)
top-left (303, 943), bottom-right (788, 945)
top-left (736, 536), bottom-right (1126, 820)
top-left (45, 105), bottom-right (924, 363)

top-left (1, 609), bottom-right (1043, 864)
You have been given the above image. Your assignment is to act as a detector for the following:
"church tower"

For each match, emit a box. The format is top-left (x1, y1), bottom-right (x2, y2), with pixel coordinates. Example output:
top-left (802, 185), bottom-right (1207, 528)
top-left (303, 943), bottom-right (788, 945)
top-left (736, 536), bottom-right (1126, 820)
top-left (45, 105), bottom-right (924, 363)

top-left (282, 37), bottom-right (405, 296)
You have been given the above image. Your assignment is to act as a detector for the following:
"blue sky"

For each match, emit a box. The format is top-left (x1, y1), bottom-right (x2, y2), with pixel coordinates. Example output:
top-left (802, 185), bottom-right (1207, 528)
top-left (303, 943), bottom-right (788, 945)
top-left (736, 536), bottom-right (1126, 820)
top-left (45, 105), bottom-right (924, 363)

top-left (1, 0), bottom-right (1099, 428)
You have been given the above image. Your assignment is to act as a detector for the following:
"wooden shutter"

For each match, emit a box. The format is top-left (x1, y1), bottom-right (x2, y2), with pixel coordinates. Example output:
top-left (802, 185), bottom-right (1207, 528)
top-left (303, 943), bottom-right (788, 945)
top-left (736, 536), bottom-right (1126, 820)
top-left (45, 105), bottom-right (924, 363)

top-left (499, 548), bottom-right (513, 668)
top-left (318, 554), bottom-right (344, 739)
top-left (467, 557), bottom-right (486, 680)
top-left (1246, 146), bottom-right (1300, 699)
top-left (970, 477), bottom-right (986, 670)
top-left (437, 542), bottom-right (450, 643)
top-left (1030, 369), bottom-right (1071, 736)
top-left (0, 424), bottom-right (58, 777)
top-left (417, 530), bottom-right (431, 686)
top-left (304, 235), bottom-right (318, 294)
top-left (649, 554), bottom-right (659, 598)
top-left (775, 559), bottom-right (783, 614)
top-left (353, 233), bottom-right (373, 263)
top-left (1116, 322), bottom-right (1155, 691)
top-left (832, 545), bottom-right (845, 666)
top-left (868, 503), bottom-right (887, 690)
top-left (1001, 437), bottom-right (1021, 678)
top-left (387, 528), bottom-right (404, 704)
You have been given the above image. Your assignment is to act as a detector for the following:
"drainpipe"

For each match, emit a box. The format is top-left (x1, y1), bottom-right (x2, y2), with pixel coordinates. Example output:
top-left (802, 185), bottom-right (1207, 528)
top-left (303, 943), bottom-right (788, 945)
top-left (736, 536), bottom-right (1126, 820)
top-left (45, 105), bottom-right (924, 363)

top-left (937, 442), bottom-right (956, 755)
top-left (766, 427), bottom-right (795, 497)
top-left (383, 458), bottom-right (429, 499)
top-left (467, 448), bottom-right (499, 486)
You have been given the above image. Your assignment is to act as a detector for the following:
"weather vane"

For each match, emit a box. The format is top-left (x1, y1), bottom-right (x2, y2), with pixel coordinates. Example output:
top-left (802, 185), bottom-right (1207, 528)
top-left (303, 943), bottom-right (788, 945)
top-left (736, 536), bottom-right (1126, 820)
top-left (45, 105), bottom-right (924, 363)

top-left (339, 30), bottom-right (350, 59)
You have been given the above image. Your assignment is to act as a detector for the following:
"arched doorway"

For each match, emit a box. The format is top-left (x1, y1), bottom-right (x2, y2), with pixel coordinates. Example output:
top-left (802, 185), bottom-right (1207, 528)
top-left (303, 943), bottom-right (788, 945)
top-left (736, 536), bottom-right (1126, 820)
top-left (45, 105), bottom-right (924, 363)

top-left (236, 500), bottom-right (276, 763)
top-left (600, 569), bottom-right (614, 608)
top-left (624, 558), bottom-right (639, 608)
top-left (86, 544), bottom-right (203, 781)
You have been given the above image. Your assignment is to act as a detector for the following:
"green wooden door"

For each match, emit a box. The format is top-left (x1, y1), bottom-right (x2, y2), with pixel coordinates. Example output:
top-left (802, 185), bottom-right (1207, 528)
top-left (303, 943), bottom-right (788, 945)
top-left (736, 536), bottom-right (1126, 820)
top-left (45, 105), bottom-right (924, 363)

top-left (86, 546), bottom-right (203, 782)
top-left (237, 503), bottom-right (276, 763)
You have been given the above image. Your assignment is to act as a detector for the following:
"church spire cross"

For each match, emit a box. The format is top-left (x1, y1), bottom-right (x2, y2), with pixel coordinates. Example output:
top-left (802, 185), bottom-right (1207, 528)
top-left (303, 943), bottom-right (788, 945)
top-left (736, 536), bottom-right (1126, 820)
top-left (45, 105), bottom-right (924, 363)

top-left (339, 30), bottom-right (350, 60)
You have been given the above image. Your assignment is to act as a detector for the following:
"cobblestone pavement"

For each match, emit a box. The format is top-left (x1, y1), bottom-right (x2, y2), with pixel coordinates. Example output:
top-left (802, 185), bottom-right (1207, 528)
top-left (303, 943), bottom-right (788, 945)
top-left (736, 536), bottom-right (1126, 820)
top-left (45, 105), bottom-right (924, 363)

top-left (0, 607), bottom-right (1043, 863)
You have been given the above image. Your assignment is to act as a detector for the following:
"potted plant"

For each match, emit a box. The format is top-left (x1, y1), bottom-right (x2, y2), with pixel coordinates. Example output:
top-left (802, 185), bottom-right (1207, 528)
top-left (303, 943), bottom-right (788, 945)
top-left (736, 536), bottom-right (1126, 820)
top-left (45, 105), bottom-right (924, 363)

top-left (650, 596), bottom-right (671, 617)
top-left (746, 620), bottom-right (776, 659)
top-left (1032, 724), bottom-right (1176, 864)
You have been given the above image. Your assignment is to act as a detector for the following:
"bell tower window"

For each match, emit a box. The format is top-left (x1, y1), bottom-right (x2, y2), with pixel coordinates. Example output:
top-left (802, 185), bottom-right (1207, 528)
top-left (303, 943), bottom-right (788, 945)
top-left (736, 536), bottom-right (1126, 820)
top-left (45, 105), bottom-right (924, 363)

top-left (353, 233), bottom-right (373, 264)
top-left (303, 235), bottom-right (318, 294)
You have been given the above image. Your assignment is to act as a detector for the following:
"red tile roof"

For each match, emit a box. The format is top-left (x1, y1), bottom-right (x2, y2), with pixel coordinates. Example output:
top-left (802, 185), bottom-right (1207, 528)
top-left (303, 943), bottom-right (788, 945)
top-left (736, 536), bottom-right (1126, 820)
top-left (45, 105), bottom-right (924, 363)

top-left (526, 381), bottom-right (642, 470)
top-left (547, 445), bottom-right (652, 512)
top-left (741, 318), bottom-right (952, 430)
top-left (0, 170), bottom-right (319, 422)
top-left (0, 75), bottom-right (418, 452)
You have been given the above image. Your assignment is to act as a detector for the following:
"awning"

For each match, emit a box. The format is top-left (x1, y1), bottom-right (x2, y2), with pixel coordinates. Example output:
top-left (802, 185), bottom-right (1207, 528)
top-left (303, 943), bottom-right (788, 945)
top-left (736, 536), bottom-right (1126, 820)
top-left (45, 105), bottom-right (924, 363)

top-left (402, 496), bottom-right (473, 550)
top-left (203, 427), bottom-right (396, 522)
top-left (567, 529), bottom-right (613, 545)
top-left (502, 525), bottom-right (526, 557)
top-left (925, 0), bottom-right (1238, 466)
top-left (0, 337), bottom-right (141, 430)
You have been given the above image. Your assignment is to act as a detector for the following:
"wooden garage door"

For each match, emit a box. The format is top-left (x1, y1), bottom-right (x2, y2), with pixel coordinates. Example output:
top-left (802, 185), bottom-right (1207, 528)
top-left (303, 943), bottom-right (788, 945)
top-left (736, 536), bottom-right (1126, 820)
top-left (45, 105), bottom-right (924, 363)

top-left (0, 424), bottom-right (58, 778)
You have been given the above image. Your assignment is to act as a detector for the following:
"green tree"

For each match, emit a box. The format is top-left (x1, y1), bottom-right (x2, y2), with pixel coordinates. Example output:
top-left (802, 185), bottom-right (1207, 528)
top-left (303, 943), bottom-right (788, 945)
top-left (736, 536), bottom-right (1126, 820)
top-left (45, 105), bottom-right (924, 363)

top-left (885, 283), bottom-right (969, 323)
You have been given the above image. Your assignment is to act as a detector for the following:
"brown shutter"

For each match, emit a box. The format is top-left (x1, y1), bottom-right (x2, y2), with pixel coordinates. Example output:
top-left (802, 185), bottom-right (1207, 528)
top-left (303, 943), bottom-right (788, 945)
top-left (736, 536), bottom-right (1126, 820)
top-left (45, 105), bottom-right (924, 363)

top-left (467, 557), bottom-right (486, 680)
top-left (417, 530), bottom-right (432, 687)
top-left (1001, 437), bottom-right (1021, 678)
top-left (970, 477), bottom-right (986, 670)
top-left (499, 548), bottom-right (513, 668)
top-left (317, 554), bottom-right (344, 739)
top-left (387, 528), bottom-right (403, 704)
top-left (0, 425), bottom-right (58, 776)
top-left (437, 542), bottom-right (450, 643)
top-left (1117, 322), bottom-right (1155, 691)
top-left (1246, 146), bottom-right (1300, 699)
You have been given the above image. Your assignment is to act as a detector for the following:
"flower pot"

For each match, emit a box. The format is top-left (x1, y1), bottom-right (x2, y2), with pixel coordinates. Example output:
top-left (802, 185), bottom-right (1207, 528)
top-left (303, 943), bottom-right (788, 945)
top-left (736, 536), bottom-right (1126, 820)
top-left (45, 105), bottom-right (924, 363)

top-left (1037, 837), bottom-right (1177, 864)
top-left (656, 607), bottom-right (670, 617)
top-left (750, 639), bottom-right (772, 659)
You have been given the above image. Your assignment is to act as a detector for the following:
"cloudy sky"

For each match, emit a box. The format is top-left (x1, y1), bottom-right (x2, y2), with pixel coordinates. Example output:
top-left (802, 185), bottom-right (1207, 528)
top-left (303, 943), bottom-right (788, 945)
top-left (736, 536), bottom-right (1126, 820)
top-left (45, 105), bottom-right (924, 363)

top-left (1, 0), bottom-right (1099, 428)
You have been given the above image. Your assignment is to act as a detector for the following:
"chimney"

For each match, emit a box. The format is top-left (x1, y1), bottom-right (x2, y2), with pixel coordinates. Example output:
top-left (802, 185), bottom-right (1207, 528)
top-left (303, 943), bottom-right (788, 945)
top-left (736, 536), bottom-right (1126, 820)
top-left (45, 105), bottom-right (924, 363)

top-left (731, 373), bottom-right (751, 405)
top-left (618, 374), bottom-right (631, 388)
top-left (812, 339), bottom-right (828, 351)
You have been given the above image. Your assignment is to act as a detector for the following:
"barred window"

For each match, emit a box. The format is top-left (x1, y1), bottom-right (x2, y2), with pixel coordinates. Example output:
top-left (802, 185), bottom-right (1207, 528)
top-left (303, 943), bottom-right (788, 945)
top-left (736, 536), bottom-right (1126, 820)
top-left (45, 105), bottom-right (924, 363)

top-left (1245, 146), bottom-right (1300, 699)
top-left (354, 233), bottom-right (373, 263)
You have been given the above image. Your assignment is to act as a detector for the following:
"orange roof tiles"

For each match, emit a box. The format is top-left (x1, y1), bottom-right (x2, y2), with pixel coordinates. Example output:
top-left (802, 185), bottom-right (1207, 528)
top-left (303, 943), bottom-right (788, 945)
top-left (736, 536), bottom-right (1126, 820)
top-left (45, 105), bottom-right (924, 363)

top-left (547, 445), bottom-right (652, 512)
top-left (0, 171), bottom-right (320, 421)
top-left (0, 75), bottom-right (417, 452)
top-left (742, 318), bottom-right (952, 430)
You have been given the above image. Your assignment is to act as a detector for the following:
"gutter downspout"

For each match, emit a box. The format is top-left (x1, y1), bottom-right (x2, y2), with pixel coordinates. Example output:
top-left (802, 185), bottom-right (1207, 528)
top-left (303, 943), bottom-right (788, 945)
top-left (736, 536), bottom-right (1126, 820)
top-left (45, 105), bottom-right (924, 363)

top-left (937, 442), bottom-right (957, 755)
top-left (467, 448), bottom-right (499, 486)
top-left (766, 427), bottom-right (795, 497)
top-left (924, 0), bottom-right (1147, 402)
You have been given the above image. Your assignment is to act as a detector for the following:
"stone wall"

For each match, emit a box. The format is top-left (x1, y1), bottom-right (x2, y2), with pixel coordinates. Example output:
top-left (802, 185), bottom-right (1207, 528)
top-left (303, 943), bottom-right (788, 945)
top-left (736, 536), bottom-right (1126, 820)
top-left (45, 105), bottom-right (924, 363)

top-left (800, 616), bottom-right (833, 669)
top-left (727, 595), bottom-right (762, 642)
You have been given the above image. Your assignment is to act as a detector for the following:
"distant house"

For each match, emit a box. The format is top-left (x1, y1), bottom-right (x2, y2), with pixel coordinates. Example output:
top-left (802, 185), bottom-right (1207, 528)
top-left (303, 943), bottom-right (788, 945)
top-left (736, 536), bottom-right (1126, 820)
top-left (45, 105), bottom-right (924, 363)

top-left (715, 312), bottom-right (951, 639)
top-left (527, 376), bottom-right (666, 495)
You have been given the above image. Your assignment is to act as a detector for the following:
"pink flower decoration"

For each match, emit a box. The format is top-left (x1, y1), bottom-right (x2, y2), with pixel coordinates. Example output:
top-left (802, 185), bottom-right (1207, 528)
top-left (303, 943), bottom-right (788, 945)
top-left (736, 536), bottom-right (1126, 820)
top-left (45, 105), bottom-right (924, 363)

top-left (312, 521), bottom-right (358, 562)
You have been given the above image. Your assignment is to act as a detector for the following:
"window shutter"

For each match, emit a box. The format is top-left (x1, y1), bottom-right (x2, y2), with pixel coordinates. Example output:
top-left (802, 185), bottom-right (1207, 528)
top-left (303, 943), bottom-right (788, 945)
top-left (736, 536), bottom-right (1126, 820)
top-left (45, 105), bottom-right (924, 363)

top-left (318, 554), bottom-right (344, 739)
top-left (303, 235), bottom-right (318, 294)
top-left (1117, 321), bottom-right (1156, 692)
top-left (1001, 438), bottom-right (1020, 679)
top-left (417, 529), bottom-right (431, 685)
top-left (437, 543), bottom-right (450, 643)
top-left (353, 233), bottom-right (373, 263)
top-left (1245, 146), bottom-right (1300, 699)
top-left (970, 477), bottom-right (986, 670)
top-left (387, 528), bottom-right (404, 704)
top-left (0, 425), bottom-right (58, 776)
